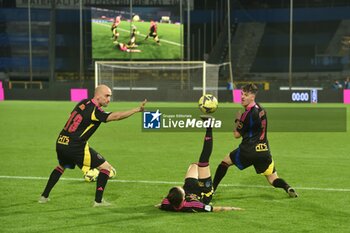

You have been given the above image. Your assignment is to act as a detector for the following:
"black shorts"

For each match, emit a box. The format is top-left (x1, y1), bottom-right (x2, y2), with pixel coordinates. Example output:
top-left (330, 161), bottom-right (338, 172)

top-left (56, 142), bottom-right (106, 170)
top-left (183, 178), bottom-right (201, 196)
top-left (149, 32), bottom-right (157, 37)
top-left (229, 147), bottom-right (275, 175)
top-left (183, 178), bottom-right (213, 205)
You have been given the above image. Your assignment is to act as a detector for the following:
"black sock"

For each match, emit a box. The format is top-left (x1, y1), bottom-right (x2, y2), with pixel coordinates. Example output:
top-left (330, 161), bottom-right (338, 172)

top-left (272, 178), bottom-right (290, 192)
top-left (198, 128), bottom-right (213, 167)
top-left (41, 166), bottom-right (64, 198)
top-left (95, 169), bottom-right (110, 203)
top-left (213, 161), bottom-right (230, 191)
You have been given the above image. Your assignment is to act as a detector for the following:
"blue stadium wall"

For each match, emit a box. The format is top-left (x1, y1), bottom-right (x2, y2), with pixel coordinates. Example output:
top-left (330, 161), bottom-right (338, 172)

top-left (0, 5), bottom-right (349, 102)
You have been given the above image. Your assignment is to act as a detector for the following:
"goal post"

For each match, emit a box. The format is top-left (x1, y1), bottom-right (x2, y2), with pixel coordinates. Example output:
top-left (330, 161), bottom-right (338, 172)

top-left (94, 61), bottom-right (233, 102)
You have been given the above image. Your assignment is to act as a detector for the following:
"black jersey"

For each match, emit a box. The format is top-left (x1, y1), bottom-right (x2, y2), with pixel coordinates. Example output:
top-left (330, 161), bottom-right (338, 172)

top-left (57, 99), bottom-right (111, 146)
top-left (237, 103), bottom-right (268, 154)
top-left (149, 24), bottom-right (157, 36)
top-left (150, 25), bottom-right (156, 33)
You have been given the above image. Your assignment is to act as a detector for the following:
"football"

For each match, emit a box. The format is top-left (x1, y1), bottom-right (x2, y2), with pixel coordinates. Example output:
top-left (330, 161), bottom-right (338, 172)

top-left (83, 168), bottom-right (99, 182)
top-left (133, 15), bottom-right (140, 22)
top-left (109, 167), bottom-right (117, 179)
top-left (198, 94), bottom-right (218, 113)
top-left (83, 167), bottom-right (117, 182)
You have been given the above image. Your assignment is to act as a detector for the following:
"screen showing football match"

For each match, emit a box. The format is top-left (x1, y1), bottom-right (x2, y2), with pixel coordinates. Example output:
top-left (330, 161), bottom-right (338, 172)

top-left (91, 6), bottom-right (183, 60)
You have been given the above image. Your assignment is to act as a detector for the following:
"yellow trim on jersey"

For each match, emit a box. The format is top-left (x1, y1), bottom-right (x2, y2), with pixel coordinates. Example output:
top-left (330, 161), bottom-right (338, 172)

top-left (80, 123), bottom-right (94, 137)
top-left (261, 160), bottom-right (275, 176)
top-left (201, 188), bottom-right (214, 198)
top-left (91, 108), bottom-right (98, 121)
top-left (83, 143), bottom-right (91, 167)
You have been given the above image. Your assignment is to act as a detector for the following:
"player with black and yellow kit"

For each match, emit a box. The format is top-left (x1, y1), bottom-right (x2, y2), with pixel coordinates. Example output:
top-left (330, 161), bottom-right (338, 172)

top-left (213, 83), bottom-right (298, 198)
top-left (39, 85), bottom-right (147, 207)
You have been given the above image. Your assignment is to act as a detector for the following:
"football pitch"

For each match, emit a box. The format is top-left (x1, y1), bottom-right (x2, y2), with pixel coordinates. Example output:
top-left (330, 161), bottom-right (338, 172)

top-left (92, 21), bottom-right (183, 60)
top-left (0, 101), bottom-right (349, 233)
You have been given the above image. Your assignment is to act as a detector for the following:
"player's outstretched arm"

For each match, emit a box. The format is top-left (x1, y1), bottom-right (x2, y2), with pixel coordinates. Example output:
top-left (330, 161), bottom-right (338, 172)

top-left (212, 206), bottom-right (243, 212)
top-left (106, 99), bottom-right (147, 122)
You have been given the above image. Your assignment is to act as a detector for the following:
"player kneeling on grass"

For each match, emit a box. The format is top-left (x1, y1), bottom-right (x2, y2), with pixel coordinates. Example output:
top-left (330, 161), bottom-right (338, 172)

top-left (127, 25), bottom-right (138, 48)
top-left (39, 85), bottom-right (147, 207)
top-left (157, 123), bottom-right (242, 212)
top-left (213, 83), bottom-right (298, 198)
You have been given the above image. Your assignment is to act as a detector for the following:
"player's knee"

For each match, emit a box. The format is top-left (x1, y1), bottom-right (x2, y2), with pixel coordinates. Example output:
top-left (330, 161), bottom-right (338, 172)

top-left (222, 154), bottom-right (233, 165)
top-left (266, 172), bottom-right (278, 185)
top-left (98, 161), bottom-right (112, 171)
top-left (188, 162), bottom-right (198, 169)
top-left (56, 165), bottom-right (65, 174)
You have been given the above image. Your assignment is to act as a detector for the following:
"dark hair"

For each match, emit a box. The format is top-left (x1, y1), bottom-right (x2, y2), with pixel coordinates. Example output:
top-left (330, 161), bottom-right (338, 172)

top-left (167, 187), bottom-right (184, 208)
top-left (242, 83), bottom-right (258, 94)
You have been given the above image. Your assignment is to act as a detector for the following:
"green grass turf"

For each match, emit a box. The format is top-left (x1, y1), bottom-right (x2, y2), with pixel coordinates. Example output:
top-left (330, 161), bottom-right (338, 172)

top-left (92, 21), bottom-right (183, 60)
top-left (0, 101), bottom-right (350, 232)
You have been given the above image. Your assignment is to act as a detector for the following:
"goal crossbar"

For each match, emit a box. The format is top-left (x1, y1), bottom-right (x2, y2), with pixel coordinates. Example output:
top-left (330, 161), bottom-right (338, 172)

top-left (94, 61), bottom-right (232, 100)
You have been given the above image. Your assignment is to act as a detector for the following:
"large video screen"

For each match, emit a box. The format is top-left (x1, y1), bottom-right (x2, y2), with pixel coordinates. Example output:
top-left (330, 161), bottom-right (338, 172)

top-left (91, 6), bottom-right (183, 60)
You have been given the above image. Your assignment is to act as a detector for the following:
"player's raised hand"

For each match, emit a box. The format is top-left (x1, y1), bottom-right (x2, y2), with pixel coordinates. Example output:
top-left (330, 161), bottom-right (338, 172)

top-left (139, 99), bottom-right (147, 112)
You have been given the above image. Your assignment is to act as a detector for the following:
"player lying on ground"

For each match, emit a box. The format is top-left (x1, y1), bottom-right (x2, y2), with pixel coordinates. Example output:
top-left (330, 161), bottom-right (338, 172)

top-left (157, 124), bottom-right (242, 212)
top-left (213, 83), bottom-right (298, 198)
top-left (117, 43), bottom-right (141, 53)
top-left (39, 85), bottom-right (147, 207)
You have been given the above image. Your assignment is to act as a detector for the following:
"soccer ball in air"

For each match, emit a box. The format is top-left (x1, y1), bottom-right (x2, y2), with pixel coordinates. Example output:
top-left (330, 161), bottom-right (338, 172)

top-left (198, 94), bottom-right (218, 114)
top-left (84, 168), bottom-right (99, 182)
top-left (133, 15), bottom-right (140, 22)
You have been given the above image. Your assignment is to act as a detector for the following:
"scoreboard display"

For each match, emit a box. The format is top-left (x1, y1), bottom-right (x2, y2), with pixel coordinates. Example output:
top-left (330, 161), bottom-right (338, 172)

top-left (291, 89), bottom-right (318, 103)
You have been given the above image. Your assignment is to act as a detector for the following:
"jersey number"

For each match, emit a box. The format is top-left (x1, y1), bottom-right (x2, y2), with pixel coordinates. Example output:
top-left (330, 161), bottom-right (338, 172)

top-left (64, 111), bottom-right (83, 133)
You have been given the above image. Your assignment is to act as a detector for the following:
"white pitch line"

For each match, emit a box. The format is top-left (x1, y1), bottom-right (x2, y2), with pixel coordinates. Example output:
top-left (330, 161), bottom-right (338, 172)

top-left (1, 175), bottom-right (350, 192)
top-left (93, 22), bottom-right (183, 47)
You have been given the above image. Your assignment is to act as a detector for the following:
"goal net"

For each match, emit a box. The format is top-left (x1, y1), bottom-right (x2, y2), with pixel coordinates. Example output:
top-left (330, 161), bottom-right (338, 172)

top-left (95, 61), bottom-right (233, 102)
